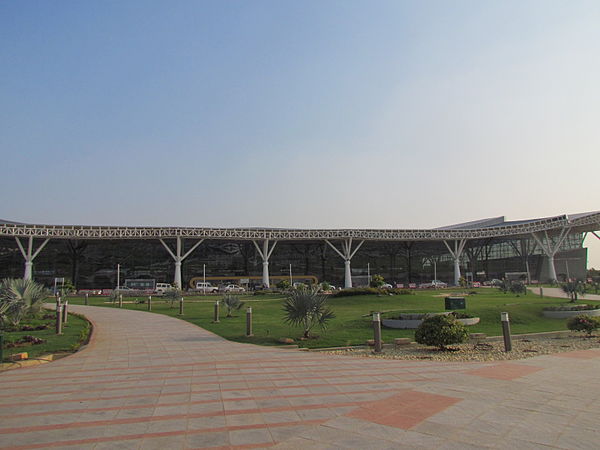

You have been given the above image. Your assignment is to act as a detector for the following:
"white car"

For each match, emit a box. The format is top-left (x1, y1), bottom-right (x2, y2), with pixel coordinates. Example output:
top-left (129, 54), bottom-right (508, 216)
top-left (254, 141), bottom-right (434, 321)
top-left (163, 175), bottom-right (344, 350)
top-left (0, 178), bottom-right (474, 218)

top-left (380, 283), bottom-right (393, 289)
top-left (195, 282), bottom-right (218, 293)
top-left (154, 283), bottom-right (172, 294)
top-left (222, 284), bottom-right (246, 293)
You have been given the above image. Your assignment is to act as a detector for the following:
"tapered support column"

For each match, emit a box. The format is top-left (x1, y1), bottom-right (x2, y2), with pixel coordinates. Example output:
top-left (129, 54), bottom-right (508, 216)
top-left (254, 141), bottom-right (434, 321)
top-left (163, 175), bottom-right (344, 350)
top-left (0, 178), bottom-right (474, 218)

top-left (325, 238), bottom-right (365, 289)
top-left (253, 240), bottom-right (278, 288)
top-left (160, 237), bottom-right (204, 289)
top-left (444, 239), bottom-right (467, 286)
top-left (15, 237), bottom-right (50, 281)
top-left (531, 228), bottom-right (571, 282)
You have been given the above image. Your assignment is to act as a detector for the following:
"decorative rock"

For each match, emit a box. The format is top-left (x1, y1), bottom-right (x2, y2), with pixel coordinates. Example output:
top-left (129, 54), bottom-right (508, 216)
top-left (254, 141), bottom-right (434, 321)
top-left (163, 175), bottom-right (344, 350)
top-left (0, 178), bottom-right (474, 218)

top-left (367, 339), bottom-right (384, 346)
top-left (278, 338), bottom-right (295, 344)
top-left (394, 338), bottom-right (412, 346)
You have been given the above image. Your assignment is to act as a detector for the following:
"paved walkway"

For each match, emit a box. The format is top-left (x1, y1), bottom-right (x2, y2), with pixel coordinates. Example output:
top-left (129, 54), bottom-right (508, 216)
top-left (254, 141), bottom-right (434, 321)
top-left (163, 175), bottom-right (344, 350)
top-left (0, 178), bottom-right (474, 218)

top-left (530, 287), bottom-right (600, 301)
top-left (1, 306), bottom-right (600, 449)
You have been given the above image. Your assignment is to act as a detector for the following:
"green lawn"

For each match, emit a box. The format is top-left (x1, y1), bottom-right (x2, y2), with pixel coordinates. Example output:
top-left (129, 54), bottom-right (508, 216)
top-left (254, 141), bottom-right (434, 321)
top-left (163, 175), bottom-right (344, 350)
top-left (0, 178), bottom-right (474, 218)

top-left (64, 289), bottom-right (596, 349)
top-left (1, 311), bottom-right (91, 361)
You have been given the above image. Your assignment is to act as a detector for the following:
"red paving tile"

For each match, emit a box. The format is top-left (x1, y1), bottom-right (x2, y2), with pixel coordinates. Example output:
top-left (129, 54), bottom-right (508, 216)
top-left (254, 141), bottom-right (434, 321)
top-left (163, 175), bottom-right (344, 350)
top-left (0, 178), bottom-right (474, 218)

top-left (465, 362), bottom-right (543, 380)
top-left (345, 390), bottom-right (461, 429)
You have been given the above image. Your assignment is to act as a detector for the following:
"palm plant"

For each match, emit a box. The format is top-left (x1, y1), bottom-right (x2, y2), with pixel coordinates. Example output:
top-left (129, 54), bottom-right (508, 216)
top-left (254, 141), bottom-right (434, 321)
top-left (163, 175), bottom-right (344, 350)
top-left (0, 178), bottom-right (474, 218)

top-left (163, 287), bottom-right (181, 308)
top-left (0, 278), bottom-right (50, 327)
top-left (222, 294), bottom-right (244, 317)
top-left (282, 286), bottom-right (335, 339)
top-left (562, 280), bottom-right (585, 303)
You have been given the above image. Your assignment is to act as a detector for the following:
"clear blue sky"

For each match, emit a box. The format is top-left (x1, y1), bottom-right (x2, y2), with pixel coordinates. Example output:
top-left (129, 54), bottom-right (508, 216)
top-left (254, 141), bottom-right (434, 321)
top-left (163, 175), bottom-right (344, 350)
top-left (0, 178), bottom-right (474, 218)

top-left (1, 1), bottom-right (599, 266)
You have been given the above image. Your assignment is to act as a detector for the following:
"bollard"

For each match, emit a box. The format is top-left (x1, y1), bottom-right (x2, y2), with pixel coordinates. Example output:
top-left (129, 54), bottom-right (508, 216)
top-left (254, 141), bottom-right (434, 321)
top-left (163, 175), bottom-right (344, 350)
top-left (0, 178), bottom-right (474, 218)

top-left (148, 295), bottom-right (152, 311)
top-left (119, 294), bottom-right (123, 308)
top-left (373, 312), bottom-right (382, 353)
top-left (85, 293), bottom-right (89, 306)
top-left (540, 287), bottom-right (543, 298)
top-left (501, 312), bottom-right (512, 352)
top-left (62, 300), bottom-right (68, 324)
top-left (246, 307), bottom-right (253, 337)
top-left (56, 303), bottom-right (63, 335)
top-left (179, 297), bottom-right (184, 315)
top-left (213, 300), bottom-right (220, 323)
top-left (0, 334), bottom-right (4, 364)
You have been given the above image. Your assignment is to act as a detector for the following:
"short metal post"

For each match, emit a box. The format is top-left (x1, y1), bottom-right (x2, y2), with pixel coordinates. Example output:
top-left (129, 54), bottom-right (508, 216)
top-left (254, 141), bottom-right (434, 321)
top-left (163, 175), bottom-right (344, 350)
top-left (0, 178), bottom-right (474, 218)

top-left (213, 300), bottom-right (220, 323)
top-left (0, 334), bottom-right (4, 364)
top-left (119, 294), bottom-right (123, 308)
top-left (62, 300), bottom-right (68, 324)
top-left (148, 295), bottom-right (152, 311)
top-left (84, 293), bottom-right (89, 306)
top-left (179, 296), bottom-right (184, 315)
top-left (501, 312), bottom-right (512, 352)
top-left (56, 303), bottom-right (63, 335)
top-left (246, 307), bottom-right (253, 337)
top-left (373, 312), bottom-right (382, 353)
top-left (539, 287), bottom-right (543, 298)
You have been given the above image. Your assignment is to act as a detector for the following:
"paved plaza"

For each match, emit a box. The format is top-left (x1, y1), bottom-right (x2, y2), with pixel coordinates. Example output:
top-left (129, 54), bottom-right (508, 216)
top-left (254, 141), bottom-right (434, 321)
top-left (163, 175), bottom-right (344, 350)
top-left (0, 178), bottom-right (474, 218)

top-left (1, 306), bottom-right (599, 449)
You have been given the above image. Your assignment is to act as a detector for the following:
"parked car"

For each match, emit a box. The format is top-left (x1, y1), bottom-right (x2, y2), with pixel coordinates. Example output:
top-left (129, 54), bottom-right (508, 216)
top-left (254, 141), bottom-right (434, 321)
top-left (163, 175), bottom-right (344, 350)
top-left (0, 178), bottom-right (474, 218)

top-left (221, 284), bottom-right (245, 293)
top-left (195, 281), bottom-right (218, 293)
top-left (380, 283), bottom-right (393, 289)
top-left (419, 280), bottom-right (448, 289)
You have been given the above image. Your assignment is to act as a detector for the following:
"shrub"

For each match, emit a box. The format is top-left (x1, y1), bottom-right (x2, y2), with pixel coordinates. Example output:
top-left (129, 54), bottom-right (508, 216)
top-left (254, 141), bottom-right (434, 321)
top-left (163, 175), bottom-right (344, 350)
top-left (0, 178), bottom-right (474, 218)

top-left (543, 304), bottom-right (600, 311)
top-left (510, 281), bottom-right (527, 296)
top-left (332, 287), bottom-right (413, 298)
top-left (163, 287), bottom-right (181, 308)
top-left (276, 280), bottom-right (291, 290)
top-left (414, 314), bottom-right (469, 350)
top-left (567, 315), bottom-right (600, 336)
top-left (0, 278), bottom-right (50, 328)
top-left (369, 275), bottom-right (385, 288)
top-left (561, 280), bottom-right (585, 302)
top-left (222, 294), bottom-right (244, 317)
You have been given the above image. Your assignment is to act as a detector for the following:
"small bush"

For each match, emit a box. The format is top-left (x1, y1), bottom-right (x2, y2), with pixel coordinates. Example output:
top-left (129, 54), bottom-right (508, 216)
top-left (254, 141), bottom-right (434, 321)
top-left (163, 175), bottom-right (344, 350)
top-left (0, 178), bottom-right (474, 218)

top-left (415, 314), bottom-right (469, 350)
top-left (567, 315), bottom-right (600, 336)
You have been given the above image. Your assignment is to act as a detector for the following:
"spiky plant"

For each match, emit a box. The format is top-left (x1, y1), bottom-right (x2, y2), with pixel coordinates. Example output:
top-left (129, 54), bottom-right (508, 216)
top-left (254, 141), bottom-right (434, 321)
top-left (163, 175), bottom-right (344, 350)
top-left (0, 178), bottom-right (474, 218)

top-left (222, 294), bottom-right (244, 317)
top-left (282, 286), bottom-right (335, 339)
top-left (0, 278), bottom-right (50, 327)
top-left (163, 287), bottom-right (181, 308)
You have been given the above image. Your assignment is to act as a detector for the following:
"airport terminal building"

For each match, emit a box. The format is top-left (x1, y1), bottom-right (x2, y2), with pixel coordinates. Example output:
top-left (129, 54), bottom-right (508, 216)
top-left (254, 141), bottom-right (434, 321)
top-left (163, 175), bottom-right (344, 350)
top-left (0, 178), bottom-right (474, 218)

top-left (0, 212), bottom-right (599, 290)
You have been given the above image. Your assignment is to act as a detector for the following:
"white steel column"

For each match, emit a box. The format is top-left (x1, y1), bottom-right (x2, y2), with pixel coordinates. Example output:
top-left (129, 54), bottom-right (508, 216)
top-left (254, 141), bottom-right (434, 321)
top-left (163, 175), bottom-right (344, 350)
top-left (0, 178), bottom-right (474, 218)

top-left (444, 239), bottom-right (467, 286)
top-left (15, 237), bottom-right (50, 281)
top-left (252, 239), bottom-right (278, 288)
top-left (325, 238), bottom-right (365, 288)
top-left (531, 228), bottom-right (571, 282)
top-left (160, 237), bottom-right (204, 289)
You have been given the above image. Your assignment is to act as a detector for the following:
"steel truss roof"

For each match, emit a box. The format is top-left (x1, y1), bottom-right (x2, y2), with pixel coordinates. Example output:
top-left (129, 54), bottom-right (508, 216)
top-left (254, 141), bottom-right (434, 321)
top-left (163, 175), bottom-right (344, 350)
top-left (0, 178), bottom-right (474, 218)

top-left (0, 212), bottom-right (598, 242)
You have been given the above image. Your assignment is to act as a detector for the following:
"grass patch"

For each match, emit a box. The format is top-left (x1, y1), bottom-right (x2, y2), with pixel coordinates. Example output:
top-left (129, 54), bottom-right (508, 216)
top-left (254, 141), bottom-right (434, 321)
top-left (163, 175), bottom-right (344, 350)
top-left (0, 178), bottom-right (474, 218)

top-left (63, 289), bottom-right (597, 349)
top-left (1, 309), bottom-right (91, 361)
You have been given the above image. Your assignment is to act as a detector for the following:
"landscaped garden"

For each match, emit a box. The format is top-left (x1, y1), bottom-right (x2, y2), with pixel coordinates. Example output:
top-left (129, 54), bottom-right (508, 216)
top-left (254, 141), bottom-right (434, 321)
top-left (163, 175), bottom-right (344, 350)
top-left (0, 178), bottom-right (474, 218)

top-left (64, 287), bottom-right (600, 349)
top-left (0, 279), bottom-right (91, 364)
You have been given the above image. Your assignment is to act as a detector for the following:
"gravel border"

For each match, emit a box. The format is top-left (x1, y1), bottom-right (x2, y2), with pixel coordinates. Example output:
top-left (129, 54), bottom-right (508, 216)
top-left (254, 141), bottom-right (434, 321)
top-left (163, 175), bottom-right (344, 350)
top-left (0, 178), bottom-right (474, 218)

top-left (323, 334), bottom-right (600, 362)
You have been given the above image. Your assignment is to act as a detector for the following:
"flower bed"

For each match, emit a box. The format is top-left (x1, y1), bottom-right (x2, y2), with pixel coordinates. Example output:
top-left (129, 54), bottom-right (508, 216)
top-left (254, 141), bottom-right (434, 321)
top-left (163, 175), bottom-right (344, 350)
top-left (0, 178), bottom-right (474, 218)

top-left (382, 312), bottom-right (480, 329)
top-left (542, 305), bottom-right (600, 319)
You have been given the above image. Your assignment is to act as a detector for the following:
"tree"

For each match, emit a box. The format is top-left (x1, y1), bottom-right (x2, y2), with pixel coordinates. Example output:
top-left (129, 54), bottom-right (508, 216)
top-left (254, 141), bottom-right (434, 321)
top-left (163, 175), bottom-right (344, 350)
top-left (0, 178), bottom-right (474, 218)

top-left (163, 286), bottom-right (182, 308)
top-left (414, 314), bottom-right (469, 350)
top-left (561, 280), bottom-right (585, 303)
top-left (282, 286), bottom-right (335, 339)
top-left (222, 294), bottom-right (244, 317)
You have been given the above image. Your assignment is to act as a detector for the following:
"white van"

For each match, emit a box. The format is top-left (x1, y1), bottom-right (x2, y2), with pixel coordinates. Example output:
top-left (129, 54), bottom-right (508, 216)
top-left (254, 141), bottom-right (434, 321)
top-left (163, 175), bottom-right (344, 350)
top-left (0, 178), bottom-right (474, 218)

top-left (155, 283), bottom-right (172, 294)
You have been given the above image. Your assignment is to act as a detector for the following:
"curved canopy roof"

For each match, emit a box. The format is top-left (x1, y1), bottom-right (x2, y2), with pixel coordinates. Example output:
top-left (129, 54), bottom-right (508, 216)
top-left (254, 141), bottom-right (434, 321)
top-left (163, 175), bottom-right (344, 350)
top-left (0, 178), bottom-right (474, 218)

top-left (0, 211), bottom-right (599, 242)
top-left (0, 211), bottom-right (600, 241)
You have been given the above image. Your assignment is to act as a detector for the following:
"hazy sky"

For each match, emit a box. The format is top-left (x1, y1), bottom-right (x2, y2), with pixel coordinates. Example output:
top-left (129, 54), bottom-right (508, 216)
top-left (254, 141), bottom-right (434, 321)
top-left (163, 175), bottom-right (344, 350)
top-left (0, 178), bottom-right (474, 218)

top-left (1, 1), bottom-right (599, 266)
